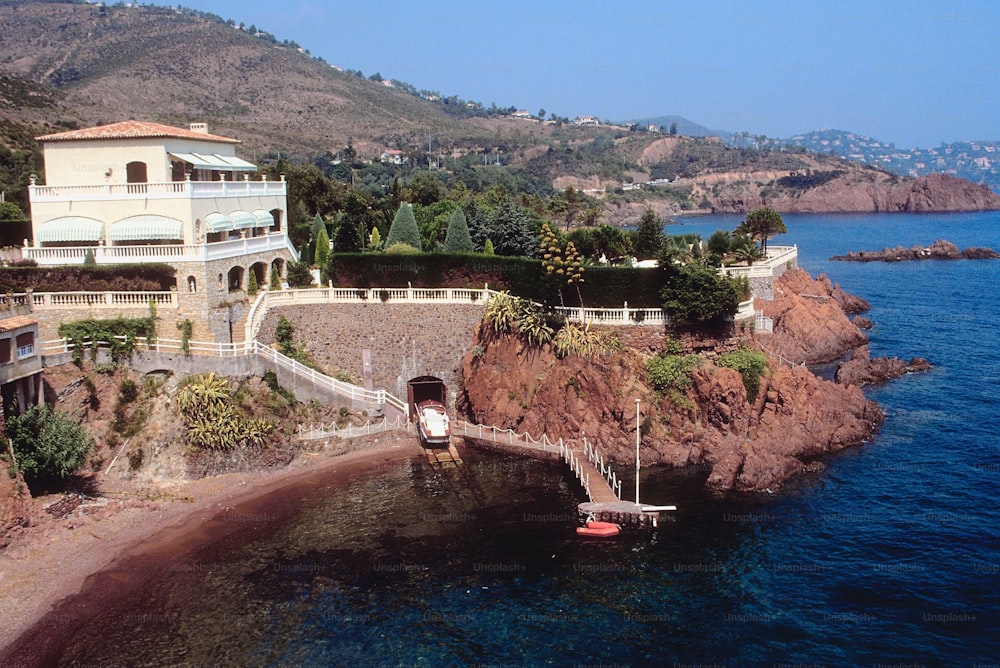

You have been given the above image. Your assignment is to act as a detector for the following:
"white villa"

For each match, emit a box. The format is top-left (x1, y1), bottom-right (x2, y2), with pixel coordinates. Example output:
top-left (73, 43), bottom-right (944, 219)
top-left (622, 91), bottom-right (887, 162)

top-left (24, 120), bottom-right (297, 341)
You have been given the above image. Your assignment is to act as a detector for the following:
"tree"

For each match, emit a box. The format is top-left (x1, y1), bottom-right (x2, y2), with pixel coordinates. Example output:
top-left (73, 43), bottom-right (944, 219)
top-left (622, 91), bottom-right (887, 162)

top-left (269, 265), bottom-right (282, 290)
top-left (483, 239), bottom-right (495, 255)
top-left (286, 259), bottom-right (314, 287)
top-left (7, 404), bottom-right (94, 485)
top-left (634, 208), bottom-right (663, 260)
top-left (706, 230), bottom-right (732, 257)
top-left (0, 201), bottom-right (25, 222)
top-left (247, 269), bottom-right (259, 296)
top-left (660, 262), bottom-right (741, 324)
top-left (487, 198), bottom-right (537, 257)
top-left (736, 206), bottom-right (786, 253)
top-left (406, 171), bottom-right (446, 206)
top-left (443, 207), bottom-right (474, 253)
top-left (314, 225), bottom-right (331, 269)
top-left (385, 203), bottom-right (421, 250)
top-left (540, 223), bottom-right (584, 307)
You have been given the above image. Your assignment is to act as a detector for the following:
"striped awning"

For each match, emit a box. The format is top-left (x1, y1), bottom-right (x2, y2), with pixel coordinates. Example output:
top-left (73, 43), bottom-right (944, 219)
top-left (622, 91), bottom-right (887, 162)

top-left (204, 212), bottom-right (232, 233)
top-left (37, 217), bottom-right (105, 243)
top-left (251, 209), bottom-right (274, 226)
top-left (228, 210), bottom-right (257, 230)
top-left (169, 152), bottom-right (257, 172)
top-left (110, 215), bottom-right (183, 241)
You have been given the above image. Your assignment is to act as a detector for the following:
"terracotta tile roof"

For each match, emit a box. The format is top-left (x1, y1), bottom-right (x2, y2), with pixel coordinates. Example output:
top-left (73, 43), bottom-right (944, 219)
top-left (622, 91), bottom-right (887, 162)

top-left (36, 121), bottom-right (241, 144)
top-left (0, 316), bottom-right (37, 333)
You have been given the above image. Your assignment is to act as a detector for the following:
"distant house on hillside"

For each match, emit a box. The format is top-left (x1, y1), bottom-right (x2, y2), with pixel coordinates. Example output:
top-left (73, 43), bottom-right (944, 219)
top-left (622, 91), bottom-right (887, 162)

top-left (512, 110), bottom-right (532, 118)
top-left (380, 149), bottom-right (407, 165)
top-left (573, 116), bottom-right (601, 126)
top-left (25, 120), bottom-right (296, 342)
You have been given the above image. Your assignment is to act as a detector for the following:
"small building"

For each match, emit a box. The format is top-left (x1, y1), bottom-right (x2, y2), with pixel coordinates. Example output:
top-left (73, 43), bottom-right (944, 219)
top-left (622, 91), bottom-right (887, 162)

top-left (0, 316), bottom-right (43, 418)
top-left (380, 149), bottom-right (407, 165)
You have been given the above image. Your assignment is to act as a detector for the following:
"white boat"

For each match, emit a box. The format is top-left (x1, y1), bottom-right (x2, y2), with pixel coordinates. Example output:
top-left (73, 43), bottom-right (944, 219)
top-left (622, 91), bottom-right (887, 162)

top-left (416, 399), bottom-right (450, 446)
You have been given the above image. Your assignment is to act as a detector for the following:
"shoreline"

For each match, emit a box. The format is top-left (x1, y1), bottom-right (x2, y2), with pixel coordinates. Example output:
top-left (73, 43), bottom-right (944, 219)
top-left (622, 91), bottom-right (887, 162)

top-left (0, 435), bottom-right (424, 665)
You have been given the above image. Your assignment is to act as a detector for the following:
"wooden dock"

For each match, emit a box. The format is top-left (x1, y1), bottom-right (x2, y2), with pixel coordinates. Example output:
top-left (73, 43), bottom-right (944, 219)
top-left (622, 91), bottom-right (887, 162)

top-left (452, 421), bottom-right (674, 528)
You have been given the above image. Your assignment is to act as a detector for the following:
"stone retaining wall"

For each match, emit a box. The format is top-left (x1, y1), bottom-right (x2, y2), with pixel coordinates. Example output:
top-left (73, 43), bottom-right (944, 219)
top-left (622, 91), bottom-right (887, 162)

top-left (256, 303), bottom-right (486, 402)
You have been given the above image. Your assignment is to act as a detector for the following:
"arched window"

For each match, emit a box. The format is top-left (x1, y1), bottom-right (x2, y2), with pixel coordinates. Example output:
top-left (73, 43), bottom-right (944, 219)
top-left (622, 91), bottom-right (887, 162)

top-left (126, 161), bottom-right (148, 184)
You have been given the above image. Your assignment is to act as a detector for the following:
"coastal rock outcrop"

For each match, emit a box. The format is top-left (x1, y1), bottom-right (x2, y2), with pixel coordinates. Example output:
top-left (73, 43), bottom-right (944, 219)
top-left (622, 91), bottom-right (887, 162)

top-left (458, 317), bottom-right (883, 493)
top-left (758, 269), bottom-right (869, 364)
top-left (832, 238), bottom-right (1000, 262)
top-left (835, 346), bottom-right (932, 386)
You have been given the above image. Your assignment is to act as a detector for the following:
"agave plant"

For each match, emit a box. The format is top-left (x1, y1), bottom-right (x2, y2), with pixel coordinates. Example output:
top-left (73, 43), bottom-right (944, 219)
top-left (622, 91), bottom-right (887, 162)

top-left (552, 322), bottom-right (621, 359)
top-left (483, 291), bottom-right (519, 334)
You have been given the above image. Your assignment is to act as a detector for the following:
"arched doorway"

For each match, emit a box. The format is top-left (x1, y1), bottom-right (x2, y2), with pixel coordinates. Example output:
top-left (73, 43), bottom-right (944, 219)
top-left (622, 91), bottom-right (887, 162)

top-left (227, 266), bottom-right (244, 292)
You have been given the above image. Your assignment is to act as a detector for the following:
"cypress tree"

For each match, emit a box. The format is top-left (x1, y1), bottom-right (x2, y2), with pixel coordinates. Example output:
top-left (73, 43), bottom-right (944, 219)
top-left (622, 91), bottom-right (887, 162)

top-left (443, 207), bottom-right (474, 253)
top-left (315, 226), bottom-right (331, 269)
top-left (385, 203), bottom-right (422, 250)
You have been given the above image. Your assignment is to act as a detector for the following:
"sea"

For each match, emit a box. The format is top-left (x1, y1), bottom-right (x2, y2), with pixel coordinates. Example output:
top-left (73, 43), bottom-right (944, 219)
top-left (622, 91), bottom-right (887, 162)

top-left (28, 212), bottom-right (1000, 667)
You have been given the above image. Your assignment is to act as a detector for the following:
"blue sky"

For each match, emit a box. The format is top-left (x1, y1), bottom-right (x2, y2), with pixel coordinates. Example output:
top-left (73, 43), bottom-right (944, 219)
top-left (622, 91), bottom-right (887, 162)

top-left (190, 0), bottom-right (998, 148)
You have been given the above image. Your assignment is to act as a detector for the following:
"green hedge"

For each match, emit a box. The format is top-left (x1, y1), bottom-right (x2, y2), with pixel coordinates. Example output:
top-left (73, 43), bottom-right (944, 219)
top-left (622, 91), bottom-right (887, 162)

top-left (325, 253), bottom-right (667, 308)
top-left (0, 264), bottom-right (176, 292)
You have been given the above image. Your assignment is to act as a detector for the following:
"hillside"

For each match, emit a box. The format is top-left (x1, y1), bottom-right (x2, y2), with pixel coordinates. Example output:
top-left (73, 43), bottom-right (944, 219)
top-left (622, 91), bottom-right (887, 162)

top-left (781, 129), bottom-right (1000, 193)
top-left (0, 1), bottom-right (997, 219)
top-left (0, 1), bottom-right (500, 159)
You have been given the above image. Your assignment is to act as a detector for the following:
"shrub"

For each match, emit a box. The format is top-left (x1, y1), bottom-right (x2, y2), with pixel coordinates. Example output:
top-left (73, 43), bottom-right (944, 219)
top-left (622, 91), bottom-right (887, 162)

top-left (660, 262), bottom-right (741, 324)
top-left (718, 348), bottom-right (770, 402)
top-left (7, 404), bottom-right (94, 484)
top-left (646, 353), bottom-right (701, 392)
top-left (177, 373), bottom-right (273, 451)
top-left (286, 259), bottom-right (314, 287)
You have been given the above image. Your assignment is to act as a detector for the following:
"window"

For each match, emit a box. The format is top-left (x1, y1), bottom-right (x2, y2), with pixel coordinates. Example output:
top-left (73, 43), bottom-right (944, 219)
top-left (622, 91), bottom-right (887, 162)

top-left (126, 161), bottom-right (148, 184)
top-left (15, 332), bottom-right (34, 359)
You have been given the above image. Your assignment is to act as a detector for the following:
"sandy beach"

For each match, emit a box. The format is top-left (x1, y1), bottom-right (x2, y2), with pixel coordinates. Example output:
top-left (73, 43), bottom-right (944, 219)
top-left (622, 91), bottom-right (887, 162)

top-left (0, 434), bottom-right (423, 666)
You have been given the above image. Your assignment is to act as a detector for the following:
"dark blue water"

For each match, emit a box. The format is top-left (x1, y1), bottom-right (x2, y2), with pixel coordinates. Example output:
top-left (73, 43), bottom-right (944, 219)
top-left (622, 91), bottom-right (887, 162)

top-left (38, 213), bottom-right (1000, 666)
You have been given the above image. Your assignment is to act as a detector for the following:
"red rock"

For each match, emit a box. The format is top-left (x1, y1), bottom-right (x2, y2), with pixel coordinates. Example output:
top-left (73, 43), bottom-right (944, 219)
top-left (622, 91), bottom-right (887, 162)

top-left (458, 317), bottom-right (883, 493)
top-left (759, 269), bottom-right (868, 364)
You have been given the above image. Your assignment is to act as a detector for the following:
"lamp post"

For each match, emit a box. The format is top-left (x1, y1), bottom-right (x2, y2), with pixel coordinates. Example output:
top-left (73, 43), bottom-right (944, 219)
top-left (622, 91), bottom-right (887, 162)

top-left (635, 398), bottom-right (641, 505)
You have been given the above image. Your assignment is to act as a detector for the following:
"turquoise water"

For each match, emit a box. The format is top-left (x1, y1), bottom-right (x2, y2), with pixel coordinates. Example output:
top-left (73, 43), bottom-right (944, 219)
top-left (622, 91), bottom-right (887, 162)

top-left (21, 212), bottom-right (1000, 666)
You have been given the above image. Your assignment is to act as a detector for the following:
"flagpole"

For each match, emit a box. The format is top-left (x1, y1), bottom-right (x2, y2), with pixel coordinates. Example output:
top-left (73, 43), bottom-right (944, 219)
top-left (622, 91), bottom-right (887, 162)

top-left (635, 398), bottom-right (640, 505)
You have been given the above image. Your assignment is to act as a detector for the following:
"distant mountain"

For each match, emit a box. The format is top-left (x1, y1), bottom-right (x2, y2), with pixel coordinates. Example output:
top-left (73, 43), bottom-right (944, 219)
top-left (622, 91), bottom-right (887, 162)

top-left (780, 129), bottom-right (1000, 193)
top-left (0, 1), bottom-right (509, 159)
top-left (624, 115), bottom-right (730, 140)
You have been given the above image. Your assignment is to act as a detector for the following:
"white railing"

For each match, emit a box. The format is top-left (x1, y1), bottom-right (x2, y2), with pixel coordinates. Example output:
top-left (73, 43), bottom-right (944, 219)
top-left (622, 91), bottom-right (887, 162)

top-left (23, 232), bottom-right (291, 266)
top-left (29, 178), bottom-right (286, 202)
top-left (39, 336), bottom-right (407, 414)
top-left (551, 306), bottom-right (669, 326)
top-left (297, 415), bottom-right (410, 441)
top-left (755, 310), bottom-right (774, 333)
top-left (720, 244), bottom-right (798, 279)
top-left (17, 291), bottom-right (178, 309)
top-left (450, 420), bottom-right (627, 503)
top-left (581, 436), bottom-right (623, 500)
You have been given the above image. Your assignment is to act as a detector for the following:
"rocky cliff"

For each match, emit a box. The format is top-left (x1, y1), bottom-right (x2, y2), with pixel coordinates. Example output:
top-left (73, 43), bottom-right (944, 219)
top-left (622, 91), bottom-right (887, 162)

top-left (457, 293), bottom-right (884, 493)
top-left (758, 269), bottom-right (870, 364)
top-left (700, 171), bottom-right (1000, 214)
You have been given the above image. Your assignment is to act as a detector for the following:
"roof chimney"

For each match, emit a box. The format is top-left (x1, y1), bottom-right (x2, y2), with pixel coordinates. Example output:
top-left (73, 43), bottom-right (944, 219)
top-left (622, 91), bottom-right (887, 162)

top-left (189, 122), bottom-right (208, 134)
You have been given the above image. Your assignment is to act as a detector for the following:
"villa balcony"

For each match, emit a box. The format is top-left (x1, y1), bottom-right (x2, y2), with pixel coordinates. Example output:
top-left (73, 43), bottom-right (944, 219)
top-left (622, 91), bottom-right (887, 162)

top-left (28, 176), bottom-right (286, 203)
top-left (22, 231), bottom-right (297, 266)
